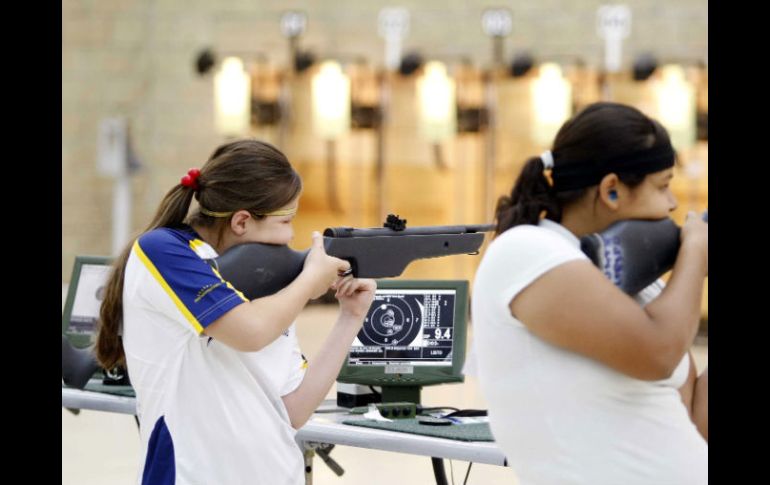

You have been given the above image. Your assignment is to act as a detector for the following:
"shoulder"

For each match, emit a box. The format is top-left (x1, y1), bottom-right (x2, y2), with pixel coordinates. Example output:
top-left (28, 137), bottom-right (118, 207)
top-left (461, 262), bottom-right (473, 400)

top-left (134, 227), bottom-right (206, 265)
top-left (476, 224), bottom-right (587, 294)
top-left (137, 226), bottom-right (194, 250)
top-left (486, 224), bottom-right (583, 261)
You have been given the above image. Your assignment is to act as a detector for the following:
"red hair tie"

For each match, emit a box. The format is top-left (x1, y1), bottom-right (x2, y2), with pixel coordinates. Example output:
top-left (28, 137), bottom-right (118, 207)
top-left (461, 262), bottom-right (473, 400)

top-left (180, 168), bottom-right (201, 190)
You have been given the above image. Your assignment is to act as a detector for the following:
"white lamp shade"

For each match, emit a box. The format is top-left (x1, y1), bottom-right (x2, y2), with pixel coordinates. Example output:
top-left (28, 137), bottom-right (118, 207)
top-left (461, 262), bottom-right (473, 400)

top-left (417, 61), bottom-right (456, 142)
top-left (214, 57), bottom-right (251, 137)
top-left (312, 61), bottom-right (351, 139)
top-left (531, 63), bottom-right (572, 147)
top-left (656, 64), bottom-right (696, 151)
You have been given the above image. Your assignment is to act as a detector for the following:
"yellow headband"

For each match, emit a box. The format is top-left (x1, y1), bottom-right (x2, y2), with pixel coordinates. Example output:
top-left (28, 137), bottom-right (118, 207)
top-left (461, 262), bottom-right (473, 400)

top-left (259, 207), bottom-right (298, 217)
top-left (199, 206), bottom-right (298, 218)
top-left (199, 207), bottom-right (233, 218)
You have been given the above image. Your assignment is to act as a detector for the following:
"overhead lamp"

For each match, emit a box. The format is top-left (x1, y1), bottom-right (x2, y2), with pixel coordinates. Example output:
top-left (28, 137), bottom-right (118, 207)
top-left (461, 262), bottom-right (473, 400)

top-left (531, 63), bottom-right (572, 147)
top-left (312, 60), bottom-right (351, 139)
top-left (214, 57), bottom-right (251, 137)
top-left (312, 61), bottom-right (351, 214)
top-left (417, 61), bottom-right (456, 142)
top-left (655, 64), bottom-right (696, 151)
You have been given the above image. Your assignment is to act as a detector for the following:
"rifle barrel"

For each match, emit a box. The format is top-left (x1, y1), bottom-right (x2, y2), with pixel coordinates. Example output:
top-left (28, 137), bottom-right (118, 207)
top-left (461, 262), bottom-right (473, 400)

top-left (324, 224), bottom-right (495, 238)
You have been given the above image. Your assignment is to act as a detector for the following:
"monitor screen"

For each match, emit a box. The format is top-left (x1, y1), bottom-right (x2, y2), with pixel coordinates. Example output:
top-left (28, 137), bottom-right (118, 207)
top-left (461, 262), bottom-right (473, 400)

top-left (337, 279), bottom-right (468, 402)
top-left (348, 288), bottom-right (456, 367)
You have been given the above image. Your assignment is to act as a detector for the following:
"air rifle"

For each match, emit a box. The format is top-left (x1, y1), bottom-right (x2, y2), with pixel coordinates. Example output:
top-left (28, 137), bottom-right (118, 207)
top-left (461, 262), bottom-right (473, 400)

top-left (211, 215), bottom-right (495, 300)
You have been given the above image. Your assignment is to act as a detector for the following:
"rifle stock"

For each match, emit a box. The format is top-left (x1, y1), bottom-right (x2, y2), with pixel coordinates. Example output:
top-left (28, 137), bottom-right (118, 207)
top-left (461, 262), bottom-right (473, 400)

top-left (580, 211), bottom-right (707, 295)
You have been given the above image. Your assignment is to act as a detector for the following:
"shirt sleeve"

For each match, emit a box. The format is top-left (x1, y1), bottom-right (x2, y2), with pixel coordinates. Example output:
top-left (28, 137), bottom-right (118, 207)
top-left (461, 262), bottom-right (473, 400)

top-left (633, 278), bottom-right (666, 307)
top-left (133, 230), bottom-right (248, 334)
top-left (493, 226), bottom-right (589, 314)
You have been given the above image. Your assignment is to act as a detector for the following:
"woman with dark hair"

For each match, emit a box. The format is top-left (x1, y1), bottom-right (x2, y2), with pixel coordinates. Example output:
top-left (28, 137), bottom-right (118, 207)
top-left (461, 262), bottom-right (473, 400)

top-left (97, 139), bottom-right (376, 484)
top-left (471, 102), bottom-right (707, 484)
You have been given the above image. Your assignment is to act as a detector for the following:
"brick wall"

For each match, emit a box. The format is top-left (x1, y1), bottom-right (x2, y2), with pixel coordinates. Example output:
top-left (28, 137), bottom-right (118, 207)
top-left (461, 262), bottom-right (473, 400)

top-left (62, 0), bottom-right (707, 281)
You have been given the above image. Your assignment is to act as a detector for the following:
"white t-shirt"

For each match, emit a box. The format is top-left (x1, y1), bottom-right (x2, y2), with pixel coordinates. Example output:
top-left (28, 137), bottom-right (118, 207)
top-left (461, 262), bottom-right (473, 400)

top-left (470, 219), bottom-right (707, 485)
top-left (122, 226), bottom-right (307, 485)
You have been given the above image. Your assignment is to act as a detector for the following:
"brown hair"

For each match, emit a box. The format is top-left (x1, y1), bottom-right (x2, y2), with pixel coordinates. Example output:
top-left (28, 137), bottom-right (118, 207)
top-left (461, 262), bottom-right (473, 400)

top-left (495, 102), bottom-right (673, 235)
top-left (96, 139), bottom-right (302, 369)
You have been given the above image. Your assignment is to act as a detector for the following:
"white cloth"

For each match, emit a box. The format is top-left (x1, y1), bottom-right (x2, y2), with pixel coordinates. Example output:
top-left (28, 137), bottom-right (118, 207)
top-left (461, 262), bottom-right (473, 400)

top-left (469, 219), bottom-right (707, 485)
top-left (123, 226), bottom-right (306, 484)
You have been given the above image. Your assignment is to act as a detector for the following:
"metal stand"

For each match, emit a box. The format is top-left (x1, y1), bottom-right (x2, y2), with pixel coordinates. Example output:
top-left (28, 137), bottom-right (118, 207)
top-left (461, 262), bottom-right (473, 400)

top-left (303, 442), bottom-right (345, 484)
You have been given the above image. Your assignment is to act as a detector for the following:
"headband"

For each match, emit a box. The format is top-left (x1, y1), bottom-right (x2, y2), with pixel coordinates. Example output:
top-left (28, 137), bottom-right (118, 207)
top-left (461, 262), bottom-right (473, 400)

top-left (200, 206), bottom-right (298, 218)
top-left (551, 143), bottom-right (676, 192)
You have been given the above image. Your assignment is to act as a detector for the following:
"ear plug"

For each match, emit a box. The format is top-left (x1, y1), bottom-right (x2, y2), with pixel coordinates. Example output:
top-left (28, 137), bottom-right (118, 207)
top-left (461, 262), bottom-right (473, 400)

top-left (609, 191), bottom-right (618, 201)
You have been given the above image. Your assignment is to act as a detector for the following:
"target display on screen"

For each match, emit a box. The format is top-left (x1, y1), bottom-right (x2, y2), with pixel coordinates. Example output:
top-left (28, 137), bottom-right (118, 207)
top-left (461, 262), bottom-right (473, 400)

top-left (348, 289), bottom-right (456, 366)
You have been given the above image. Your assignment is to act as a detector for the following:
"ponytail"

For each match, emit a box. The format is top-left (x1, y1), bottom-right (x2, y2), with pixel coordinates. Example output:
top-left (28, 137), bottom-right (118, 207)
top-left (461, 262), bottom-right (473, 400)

top-left (494, 156), bottom-right (559, 235)
top-left (96, 185), bottom-right (195, 369)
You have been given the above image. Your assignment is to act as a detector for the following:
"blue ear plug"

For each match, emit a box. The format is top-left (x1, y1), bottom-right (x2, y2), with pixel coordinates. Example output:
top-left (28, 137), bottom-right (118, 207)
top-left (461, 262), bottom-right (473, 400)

top-left (609, 191), bottom-right (618, 200)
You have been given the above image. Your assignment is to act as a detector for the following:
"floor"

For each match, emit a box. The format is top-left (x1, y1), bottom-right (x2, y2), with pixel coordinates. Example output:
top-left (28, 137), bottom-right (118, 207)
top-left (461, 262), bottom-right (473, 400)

top-left (62, 301), bottom-right (708, 485)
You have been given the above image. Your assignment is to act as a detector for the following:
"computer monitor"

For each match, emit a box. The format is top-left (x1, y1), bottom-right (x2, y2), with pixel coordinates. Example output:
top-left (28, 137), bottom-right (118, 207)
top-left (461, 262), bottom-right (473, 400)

top-left (61, 255), bottom-right (113, 349)
top-left (336, 279), bottom-right (469, 404)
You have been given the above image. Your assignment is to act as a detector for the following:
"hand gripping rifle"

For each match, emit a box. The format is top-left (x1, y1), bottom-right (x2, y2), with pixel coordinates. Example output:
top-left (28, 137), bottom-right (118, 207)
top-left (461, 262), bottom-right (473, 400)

top-left (210, 215), bottom-right (495, 300)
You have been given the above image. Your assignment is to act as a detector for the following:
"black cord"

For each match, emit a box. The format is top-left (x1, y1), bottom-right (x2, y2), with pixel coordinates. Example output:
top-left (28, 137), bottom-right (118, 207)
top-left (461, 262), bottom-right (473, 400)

top-left (444, 409), bottom-right (487, 418)
top-left (463, 462), bottom-right (473, 485)
top-left (368, 385), bottom-right (381, 398)
top-left (420, 406), bottom-right (461, 413)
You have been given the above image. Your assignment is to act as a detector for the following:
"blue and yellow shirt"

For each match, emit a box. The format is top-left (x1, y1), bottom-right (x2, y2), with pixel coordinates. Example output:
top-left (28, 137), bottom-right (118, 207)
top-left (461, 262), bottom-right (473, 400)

top-left (122, 226), bottom-right (306, 485)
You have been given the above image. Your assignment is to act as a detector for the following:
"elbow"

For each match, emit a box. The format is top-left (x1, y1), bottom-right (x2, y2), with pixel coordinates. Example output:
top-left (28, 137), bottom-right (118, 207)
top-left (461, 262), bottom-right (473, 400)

top-left (289, 416), bottom-right (307, 430)
top-left (209, 334), bottom-right (273, 353)
top-left (636, 359), bottom-right (679, 381)
top-left (282, 393), bottom-right (309, 430)
top-left (244, 338), bottom-right (271, 353)
top-left (220, 337), bottom-right (270, 353)
top-left (634, 343), bottom-right (686, 381)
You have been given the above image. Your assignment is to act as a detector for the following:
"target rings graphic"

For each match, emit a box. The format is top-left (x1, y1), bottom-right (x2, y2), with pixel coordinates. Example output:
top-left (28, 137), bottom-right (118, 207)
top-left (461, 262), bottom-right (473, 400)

top-left (359, 297), bottom-right (421, 346)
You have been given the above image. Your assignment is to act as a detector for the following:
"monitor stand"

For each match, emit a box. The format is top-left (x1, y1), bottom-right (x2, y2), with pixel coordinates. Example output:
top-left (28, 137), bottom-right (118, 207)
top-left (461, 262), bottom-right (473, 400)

top-left (381, 386), bottom-right (421, 404)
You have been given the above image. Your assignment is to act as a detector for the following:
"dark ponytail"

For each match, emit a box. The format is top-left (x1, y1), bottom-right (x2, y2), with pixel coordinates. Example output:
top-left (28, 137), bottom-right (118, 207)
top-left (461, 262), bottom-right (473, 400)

top-left (495, 156), bottom-right (559, 235)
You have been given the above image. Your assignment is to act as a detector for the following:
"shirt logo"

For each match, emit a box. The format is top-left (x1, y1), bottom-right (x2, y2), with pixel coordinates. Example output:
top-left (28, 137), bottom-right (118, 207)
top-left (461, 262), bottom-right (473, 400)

top-left (195, 282), bottom-right (224, 303)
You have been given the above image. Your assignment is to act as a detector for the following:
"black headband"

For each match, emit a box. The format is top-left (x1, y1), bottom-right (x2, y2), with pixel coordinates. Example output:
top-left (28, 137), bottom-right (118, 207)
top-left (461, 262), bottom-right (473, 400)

top-left (551, 143), bottom-right (676, 192)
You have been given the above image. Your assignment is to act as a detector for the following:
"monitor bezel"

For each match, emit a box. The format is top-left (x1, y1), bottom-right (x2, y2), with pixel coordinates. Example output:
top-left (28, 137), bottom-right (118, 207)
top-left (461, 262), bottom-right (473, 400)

top-left (336, 279), bottom-right (469, 387)
top-left (62, 255), bottom-right (113, 348)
